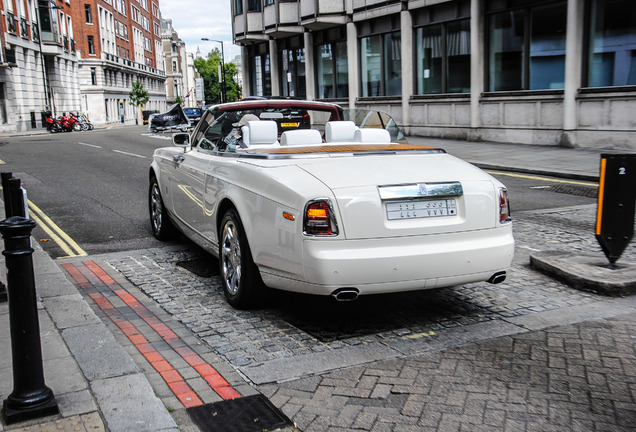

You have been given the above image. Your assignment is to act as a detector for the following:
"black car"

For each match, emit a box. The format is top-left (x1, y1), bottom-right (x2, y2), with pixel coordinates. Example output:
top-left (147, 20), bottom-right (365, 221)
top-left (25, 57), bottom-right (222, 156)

top-left (183, 107), bottom-right (203, 126)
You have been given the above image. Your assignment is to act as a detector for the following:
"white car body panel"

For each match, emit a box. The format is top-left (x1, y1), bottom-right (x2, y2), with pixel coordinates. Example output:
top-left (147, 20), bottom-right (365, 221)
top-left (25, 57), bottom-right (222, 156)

top-left (151, 140), bottom-right (514, 297)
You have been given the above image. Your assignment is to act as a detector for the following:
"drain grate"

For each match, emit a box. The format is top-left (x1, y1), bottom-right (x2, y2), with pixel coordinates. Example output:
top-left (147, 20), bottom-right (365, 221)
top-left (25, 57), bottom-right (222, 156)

top-left (187, 395), bottom-right (293, 432)
top-left (530, 184), bottom-right (598, 198)
top-left (176, 258), bottom-right (218, 277)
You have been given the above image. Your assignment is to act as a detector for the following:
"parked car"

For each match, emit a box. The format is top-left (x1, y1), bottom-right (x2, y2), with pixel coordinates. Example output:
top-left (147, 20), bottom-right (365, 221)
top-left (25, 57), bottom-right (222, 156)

top-left (183, 107), bottom-right (203, 126)
top-left (149, 99), bottom-right (514, 308)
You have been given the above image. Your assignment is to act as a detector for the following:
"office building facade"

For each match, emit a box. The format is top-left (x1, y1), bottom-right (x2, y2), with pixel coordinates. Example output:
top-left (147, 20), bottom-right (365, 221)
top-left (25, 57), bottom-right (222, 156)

top-left (233, 0), bottom-right (636, 149)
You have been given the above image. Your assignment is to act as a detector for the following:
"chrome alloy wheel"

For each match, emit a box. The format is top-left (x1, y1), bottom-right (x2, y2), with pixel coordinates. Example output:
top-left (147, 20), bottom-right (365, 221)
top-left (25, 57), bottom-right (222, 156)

top-left (221, 219), bottom-right (242, 296)
top-left (150, 183), bottom-right (163, 234)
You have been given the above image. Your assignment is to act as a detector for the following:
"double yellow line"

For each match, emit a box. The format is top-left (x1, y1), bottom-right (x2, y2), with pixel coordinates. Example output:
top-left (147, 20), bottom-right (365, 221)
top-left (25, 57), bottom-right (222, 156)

top-left (28, 199), bottom-right (87, 258)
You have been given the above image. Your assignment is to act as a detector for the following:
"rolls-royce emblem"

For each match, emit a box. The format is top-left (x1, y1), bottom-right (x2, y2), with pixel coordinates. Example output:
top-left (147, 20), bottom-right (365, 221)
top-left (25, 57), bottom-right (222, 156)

top-left (418, 183), bottom-right (428, 196)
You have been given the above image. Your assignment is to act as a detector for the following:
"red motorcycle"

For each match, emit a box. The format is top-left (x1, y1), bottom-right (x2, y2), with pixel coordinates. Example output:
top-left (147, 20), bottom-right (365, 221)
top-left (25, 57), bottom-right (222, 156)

top-left (46, 113), bottom-right (80, 133)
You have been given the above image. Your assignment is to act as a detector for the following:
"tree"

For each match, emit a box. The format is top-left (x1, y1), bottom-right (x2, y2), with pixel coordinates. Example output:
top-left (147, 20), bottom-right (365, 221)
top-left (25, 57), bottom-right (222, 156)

top-left (129, 80), bottom-right (149, 124)
top-left (175, 96), bottom-right (184, 106)
top-left (194, 49), bottom-right (242, 105)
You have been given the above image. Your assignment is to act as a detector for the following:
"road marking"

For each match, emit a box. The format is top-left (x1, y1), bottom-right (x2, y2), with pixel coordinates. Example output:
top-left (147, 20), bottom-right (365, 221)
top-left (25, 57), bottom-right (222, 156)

top-left (78, 142), bottom-right (102, 148)
top-left (113, 149), bottom-right (146, 158)
top-left (28, 199), bottom-right (87, 258)
top-left (486, 170), bottom-right (598, 187)
top-left (0, 159), bottom-right (5, 164)
top-left (141, 133), bottom-right (172, 140)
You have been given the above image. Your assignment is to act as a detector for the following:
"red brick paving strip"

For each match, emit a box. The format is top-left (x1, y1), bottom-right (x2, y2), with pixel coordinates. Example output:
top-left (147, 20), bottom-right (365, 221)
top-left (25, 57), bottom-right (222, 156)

top-left (62, 261), bottom-right (241, 407)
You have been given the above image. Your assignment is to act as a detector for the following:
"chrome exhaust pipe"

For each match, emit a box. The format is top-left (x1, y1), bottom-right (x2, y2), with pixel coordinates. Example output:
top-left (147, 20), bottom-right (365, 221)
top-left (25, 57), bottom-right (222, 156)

top-left (331, 288), bottom-right (359, 302)
top-left (487, 271), bottom-right (506, 284)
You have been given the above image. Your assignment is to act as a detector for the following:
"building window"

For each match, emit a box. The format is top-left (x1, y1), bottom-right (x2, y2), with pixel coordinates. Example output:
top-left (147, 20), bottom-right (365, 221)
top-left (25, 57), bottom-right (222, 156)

top-left (173, 60), bottom-right (177, 72)
top-left (0, 83), bottom-right (7, 124)
top-left (416, 19), bottom-right (470, 95)
top-left (91, 67), bottom-right (97, 85)
top-left (249, 43), bottom-right (271, 97)
top-left (360, 31), bottom-right (401, 97)
top-left (88, 35), bottom-right (95, 54)
top-left (316, 41), bottom-right (348, 99)
top-left (280, 46), bottom-right (306, 99)
top-left (247, 0), bottom-right (261, 12)
top-left (587, 0), bottom-right (636, 87)
top-left (85, 4), bottom-right (92, 23)
top-left (234, 0), bottom-right (243, 15)
top-left (487, 2), bottom-right (567, 92)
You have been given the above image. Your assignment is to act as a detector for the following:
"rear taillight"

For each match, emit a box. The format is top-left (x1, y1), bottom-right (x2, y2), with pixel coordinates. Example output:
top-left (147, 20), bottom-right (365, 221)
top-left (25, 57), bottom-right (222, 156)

top-left (498, 188), bottom-right (511, 223)
top-left (304, 200), bottom-right (338, 236)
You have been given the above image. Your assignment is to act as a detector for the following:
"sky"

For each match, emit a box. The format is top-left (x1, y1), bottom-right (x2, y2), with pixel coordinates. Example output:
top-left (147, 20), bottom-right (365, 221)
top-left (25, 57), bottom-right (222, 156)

top-left (159, 0), bottom-right (241, 61)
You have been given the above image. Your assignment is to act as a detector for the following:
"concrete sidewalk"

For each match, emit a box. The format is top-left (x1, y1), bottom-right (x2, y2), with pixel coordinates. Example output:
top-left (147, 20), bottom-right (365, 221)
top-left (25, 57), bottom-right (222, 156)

top-left (0, 137), bottom-right (634, 431)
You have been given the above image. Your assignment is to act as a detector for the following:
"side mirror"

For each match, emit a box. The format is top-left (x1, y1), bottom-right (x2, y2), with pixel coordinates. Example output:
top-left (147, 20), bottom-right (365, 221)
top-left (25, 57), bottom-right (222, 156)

top-left (172, 133), bottom-right (190, 147)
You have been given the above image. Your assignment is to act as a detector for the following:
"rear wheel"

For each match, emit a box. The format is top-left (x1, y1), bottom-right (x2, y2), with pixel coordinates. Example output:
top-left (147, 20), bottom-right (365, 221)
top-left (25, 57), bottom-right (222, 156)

top-left (149, 176), bottom-right (176, 240)
top-left (219, 209), bottom-right (262, 308)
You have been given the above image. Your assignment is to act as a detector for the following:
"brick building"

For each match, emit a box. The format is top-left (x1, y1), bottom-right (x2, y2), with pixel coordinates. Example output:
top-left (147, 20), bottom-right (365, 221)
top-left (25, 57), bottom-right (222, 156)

top-left (74, 0), bottom-right (166, 124)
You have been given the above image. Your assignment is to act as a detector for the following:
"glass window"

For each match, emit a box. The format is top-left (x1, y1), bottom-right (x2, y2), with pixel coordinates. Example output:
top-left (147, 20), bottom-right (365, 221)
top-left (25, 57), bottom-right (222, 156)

top-left (361, 35), bottom-right (382, 96)
top-left (361, 32), bottom-right (401, 97)
top-left (85, 4), bottom-right (92, 23)
top-left (280, 48), bottom-right (306, 99)
top-left (316, 41), bottom-right (348, 99)
top-left (416, 24), bottom-right (442, 94)
top-left (488, 2), bottom-right (566, 92)
top-left (588, 0), bottom-right (636, 87)
top-left (247, 0), bottom-right (261, 12)
top-left (234, 0), bottom-right (243, 15)
top-left (488, 10), bottom-right (524, 91)
top-left (447, 19), bottom-right (471, 93)
top-left (88, 35), bottom-right (95, 54)
top-left (530, 3), bottom-right (566, 90)
top-left (250, 52), bottom-right (271, 97)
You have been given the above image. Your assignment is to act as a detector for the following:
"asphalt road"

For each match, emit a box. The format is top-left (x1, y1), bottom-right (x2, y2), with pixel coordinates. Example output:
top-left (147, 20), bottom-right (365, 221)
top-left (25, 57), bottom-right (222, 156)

top-left (0, 126), bottom-right (597, 259)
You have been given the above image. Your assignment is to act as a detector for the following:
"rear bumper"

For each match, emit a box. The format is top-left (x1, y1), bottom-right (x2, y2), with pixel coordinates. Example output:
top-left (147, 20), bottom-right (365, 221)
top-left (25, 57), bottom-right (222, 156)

top-left (260, 226), bottom-right (514, 296)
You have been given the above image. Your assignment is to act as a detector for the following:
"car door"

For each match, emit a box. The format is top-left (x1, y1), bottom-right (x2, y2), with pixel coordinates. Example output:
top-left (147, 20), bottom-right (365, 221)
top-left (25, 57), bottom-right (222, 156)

top-left (170, 112), bottom-right (217, 235)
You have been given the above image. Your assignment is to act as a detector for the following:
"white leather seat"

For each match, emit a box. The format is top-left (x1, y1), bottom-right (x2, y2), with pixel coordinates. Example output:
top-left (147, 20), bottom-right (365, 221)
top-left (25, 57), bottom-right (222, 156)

top-left (281, 129), bottom-right (323, 146)
top-left (353, 128), bottom-right (392, 143)
top-left (245, 120), bottom-right (279, 147)
top-left (324, 121), bottom-right (359, 143)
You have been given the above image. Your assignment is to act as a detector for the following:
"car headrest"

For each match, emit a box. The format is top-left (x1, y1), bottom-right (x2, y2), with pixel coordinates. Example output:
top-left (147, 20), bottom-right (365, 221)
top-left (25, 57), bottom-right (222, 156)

top-left (246, 120), bottom-right (278, 147)
top-left (325, 121), bottom-right (359, 142)
top-left (353, 128), bottom-right (392, 143)
top-left (281, 129), bottom-right (323, 146)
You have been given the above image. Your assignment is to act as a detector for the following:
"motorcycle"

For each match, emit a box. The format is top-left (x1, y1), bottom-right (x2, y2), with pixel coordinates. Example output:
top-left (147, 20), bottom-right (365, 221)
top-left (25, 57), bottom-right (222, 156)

top-left (70, 112), bottom-right (94, 131)
top-left (46, 113), bottom-right (79, 133)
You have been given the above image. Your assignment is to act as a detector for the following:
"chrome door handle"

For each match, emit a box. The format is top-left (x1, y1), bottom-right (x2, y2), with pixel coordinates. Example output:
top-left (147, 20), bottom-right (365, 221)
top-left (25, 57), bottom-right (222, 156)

top-left (173, 154), bottom-right (185, 167)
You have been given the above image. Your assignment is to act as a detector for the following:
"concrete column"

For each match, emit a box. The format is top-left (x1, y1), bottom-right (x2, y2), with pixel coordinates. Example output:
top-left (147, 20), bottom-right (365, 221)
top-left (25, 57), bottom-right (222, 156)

top-left (470, 0), bottom-right (484, 137)
top-left (346, 21), bottom-right (359, 110)
top-left (401, 10), bottom-right (413, 134)
top-left (241, 45), bottom-right (251, 97)
top-left (304, 31), bottom-right (316, 100)
top-left (269, 39), bottom-right (281, 96)
top-left (561, 0), bottom-right (585, 147)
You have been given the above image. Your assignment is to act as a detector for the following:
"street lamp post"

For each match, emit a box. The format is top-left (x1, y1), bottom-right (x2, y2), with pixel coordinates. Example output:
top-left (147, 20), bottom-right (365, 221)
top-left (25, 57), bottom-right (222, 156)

top-left (201, 38), bottom-right (226, 104)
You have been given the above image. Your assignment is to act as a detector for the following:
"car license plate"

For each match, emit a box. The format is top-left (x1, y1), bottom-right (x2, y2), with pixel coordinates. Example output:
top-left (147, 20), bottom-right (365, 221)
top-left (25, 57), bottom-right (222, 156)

top-left (281, 122), bottom-right (298, 127)
top-left (386, 199), bottom-right (457, 220)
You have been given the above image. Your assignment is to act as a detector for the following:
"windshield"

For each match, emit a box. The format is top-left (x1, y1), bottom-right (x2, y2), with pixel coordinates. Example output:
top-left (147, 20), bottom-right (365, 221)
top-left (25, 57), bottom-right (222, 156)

top-left (343, 109), bottom-right (407, 143)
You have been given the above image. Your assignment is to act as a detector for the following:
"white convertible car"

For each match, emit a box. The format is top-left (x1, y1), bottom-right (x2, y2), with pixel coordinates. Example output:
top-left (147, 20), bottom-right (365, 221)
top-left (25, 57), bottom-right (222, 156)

top-left (149, 100), bottom-right (514, 308)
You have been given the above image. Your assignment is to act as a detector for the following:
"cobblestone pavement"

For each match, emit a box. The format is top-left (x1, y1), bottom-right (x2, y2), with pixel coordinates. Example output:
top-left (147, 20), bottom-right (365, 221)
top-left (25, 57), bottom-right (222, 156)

top-left (84, 204), bottom-right (635, 431)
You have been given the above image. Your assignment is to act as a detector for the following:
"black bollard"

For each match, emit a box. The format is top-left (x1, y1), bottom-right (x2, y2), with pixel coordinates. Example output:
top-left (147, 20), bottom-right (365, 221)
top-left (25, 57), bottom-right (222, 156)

top-left (1, 172), bottom-right (27, 302)
top-left (1, 216), bottom-right (58, 424)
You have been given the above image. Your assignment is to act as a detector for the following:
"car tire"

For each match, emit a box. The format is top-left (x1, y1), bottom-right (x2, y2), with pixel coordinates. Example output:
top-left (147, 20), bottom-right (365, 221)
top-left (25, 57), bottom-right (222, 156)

top-left (149, 176), bottom-right (177, 240)
top-left (219, 209), bottom-right (262, 309)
